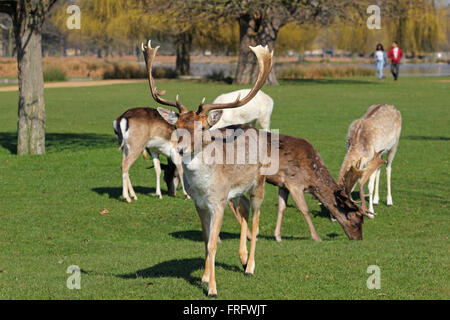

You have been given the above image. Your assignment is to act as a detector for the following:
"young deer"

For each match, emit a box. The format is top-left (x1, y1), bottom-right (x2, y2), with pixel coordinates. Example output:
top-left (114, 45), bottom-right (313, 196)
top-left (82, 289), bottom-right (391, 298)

top-left (229, 135), bottom-right (371, 242)
top-left (338, 104), bottom-right (402, 216)
top-left (113, 108), bottom-right (189, 203)
top-left (142, 40), bottom-right (274, 298)
top-left (209, 89), bottom-right (273, 131)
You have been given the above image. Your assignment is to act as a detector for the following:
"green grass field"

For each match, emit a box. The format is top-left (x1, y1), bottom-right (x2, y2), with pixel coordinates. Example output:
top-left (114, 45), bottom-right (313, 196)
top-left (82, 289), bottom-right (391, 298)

top-left (0, 76), bottom-right (448, 299)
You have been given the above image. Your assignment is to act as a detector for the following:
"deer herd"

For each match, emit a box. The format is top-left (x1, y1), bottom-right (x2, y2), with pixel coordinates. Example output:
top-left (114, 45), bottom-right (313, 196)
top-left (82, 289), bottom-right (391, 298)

top-left (113, 40), bottom-right (402, 297)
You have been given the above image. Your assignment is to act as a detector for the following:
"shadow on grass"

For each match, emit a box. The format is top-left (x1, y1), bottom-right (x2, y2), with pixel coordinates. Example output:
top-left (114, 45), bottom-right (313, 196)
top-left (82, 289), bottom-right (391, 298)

top-left (170, 230), bottom-right (309, 242)
top-left (116, 257), bottom-right (242, 295)
top-left (0, 132), bottom-right (116, 154)
top-left (403, 135), bottom-right (450, 141)
top-left (279, 78), bottom-right (377, 85)
top-left (92, 186), bottom-right (158, 200)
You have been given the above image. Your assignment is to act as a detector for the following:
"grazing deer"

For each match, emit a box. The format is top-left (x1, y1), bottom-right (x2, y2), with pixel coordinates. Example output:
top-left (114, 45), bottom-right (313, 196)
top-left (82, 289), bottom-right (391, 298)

top-left (142, 40), bottom-right (273, 298)
top-left (229, 135), bottom-right (371, 242)
top-left (113, 108), bottom-right (189, 203)
top-left (209, 89), bottom-right (273, 131)
top-left (338, 104), bottom-right (402, 216)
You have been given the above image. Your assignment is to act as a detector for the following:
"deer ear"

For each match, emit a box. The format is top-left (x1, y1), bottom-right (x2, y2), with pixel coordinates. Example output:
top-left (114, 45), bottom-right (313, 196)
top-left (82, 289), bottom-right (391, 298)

top-left (157, 107), bottom-right (178, 125)
top-left (207, 110), bottom-right (223, 127)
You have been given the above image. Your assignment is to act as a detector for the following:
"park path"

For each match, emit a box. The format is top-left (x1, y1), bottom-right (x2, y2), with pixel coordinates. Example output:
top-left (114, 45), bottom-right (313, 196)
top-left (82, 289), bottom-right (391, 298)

top-left (0, 79), bottom-right (147, 92)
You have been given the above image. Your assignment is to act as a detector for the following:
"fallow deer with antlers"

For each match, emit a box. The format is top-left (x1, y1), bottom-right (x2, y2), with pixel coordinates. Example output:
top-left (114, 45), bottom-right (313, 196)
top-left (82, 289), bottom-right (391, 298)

top-left (338, 104), bottom-right (402, 216)
top-left (142, 40), bottom-right (274, 298)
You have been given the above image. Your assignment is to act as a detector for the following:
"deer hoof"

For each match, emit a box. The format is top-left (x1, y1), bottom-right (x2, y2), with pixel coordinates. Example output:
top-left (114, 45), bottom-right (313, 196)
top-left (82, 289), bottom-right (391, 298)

top-left (387, 197), bottom-right (393, 206)
top-left (373, 196), bottom-right (379, 205)
top-left (208, 294), bottom-right (217, 299)
top-left (275, 234), bottom-right (282, 242)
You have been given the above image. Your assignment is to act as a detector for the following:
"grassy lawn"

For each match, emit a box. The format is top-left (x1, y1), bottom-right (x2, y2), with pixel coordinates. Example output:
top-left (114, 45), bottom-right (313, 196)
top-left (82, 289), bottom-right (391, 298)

top-left (0, 76), bottom-right (448, 299)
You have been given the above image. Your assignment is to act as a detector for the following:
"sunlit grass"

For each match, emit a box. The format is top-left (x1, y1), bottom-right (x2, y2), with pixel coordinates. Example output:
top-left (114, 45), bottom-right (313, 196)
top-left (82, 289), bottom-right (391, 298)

top-left (0, 76), bottom-right (448, 299)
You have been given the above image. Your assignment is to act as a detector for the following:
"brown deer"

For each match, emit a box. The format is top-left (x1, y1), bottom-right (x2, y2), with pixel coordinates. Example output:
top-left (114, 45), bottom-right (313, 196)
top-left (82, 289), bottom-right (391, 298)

top-left (113, 108), bottom-right (189, 203)
top-left (142, 40), bottom-right (274, 298)
top-left (227, 135), bottom-right (371, 242)
top-left (338, 104), bottom-right (402, 216)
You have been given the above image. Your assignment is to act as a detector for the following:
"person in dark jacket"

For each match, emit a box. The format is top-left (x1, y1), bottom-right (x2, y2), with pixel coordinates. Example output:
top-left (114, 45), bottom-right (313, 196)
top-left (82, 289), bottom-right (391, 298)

top-left (387, 41), bottom-right (403, 81)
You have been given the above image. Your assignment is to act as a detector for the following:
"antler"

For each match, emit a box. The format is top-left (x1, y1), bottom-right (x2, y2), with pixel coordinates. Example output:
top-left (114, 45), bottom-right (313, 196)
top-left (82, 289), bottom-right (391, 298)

top-left (141, 40), bottom-right (188, 114)
top-left (359, 150), bottom-right (386, 187)
top-left (197, 45), bottom-right (274, 116)
top-left (342, 159), bottom-right (364, 200)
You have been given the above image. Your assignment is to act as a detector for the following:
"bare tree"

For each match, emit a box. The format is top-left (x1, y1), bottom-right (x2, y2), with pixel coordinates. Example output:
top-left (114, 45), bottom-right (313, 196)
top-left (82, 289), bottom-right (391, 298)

top-left (163, 0), bottom-right (358, 85)
top-left (0, 0), bottom-right (58, 155)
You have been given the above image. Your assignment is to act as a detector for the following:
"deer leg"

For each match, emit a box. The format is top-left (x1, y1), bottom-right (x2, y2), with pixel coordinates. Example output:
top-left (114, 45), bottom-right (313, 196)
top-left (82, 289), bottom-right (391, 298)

top-left (228, 197), bottom-right (252, 239)
top-left (290, 189), bottom-right (321, 242)
top-left (274, 188), bottom-right (289, 242)
top-left (150, 152), bottom-right (163, 199)
top-left (373, 167), bottom-right (381, 205)
top-left (245, 177), bottom-right (265, 276)
top-left (257, 116), bottom-right (270, 131)
top-left (207, 204), bottom-right (225, 298)
top-left (173, 153), bottom-right (190, 199)
top-left (368, 171), bottom-right (377, 214)
top-left (196, 206), bottom-right (211, 286)
top-left (230, 197), bottom-right (250, 268)
top-left (121, 148), bottom-right (142, 203)
top-left (386, 144), bottom-right (398, 206)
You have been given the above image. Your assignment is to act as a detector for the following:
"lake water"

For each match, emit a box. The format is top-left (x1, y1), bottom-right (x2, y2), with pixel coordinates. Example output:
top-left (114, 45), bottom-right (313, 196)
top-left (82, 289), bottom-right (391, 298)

top-left (1, 63), bottom-right (449, 84)
top-left (188, 62), bottom-right (450, 78)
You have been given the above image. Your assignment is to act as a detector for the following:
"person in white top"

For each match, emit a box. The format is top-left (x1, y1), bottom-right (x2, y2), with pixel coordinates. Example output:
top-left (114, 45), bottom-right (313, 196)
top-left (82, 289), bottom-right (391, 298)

top-left (375, 43), bottom-right (386, 80)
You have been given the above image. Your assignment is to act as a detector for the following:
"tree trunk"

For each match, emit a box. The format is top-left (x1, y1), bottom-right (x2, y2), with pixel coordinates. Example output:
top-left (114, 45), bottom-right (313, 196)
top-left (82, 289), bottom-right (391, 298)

top-left (8, 25), bottom-right (14, 57)
top-left (176, 32), bottom-right (192, 76)
top-left (236, 13), bottom-right (280, 85)
top-left (258, 20), bottom-right (279, 85)
top-left (235, 15), bottom-right (259, 84)
top-left (15, 23), bottom-right (46, 155)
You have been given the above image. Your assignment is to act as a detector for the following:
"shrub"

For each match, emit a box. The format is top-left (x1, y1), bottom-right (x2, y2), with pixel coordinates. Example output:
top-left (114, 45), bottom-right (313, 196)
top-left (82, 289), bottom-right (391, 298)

top-left (204, 70), bottom-right (233, 84)
top-left (103, 63), bottom-right (177, 80)
top-left (153, 66), bottom-right (178, 79)
top-left (279, 64), bottom-right (374, 79)
top-left (43, 67), bottom-right (67, 82)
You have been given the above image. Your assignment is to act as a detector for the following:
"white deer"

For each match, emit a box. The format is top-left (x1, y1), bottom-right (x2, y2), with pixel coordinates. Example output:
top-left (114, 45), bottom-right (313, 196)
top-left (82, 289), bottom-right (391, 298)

top-left (209, 89), bottom-right (273, 131)
top-left (338, 104), bottom-right (402, 216)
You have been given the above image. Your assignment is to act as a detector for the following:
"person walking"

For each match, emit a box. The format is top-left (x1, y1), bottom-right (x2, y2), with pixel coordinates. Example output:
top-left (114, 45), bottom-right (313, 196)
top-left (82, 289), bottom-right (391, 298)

top-left (388, 41), bottom-right (403, 81)
top-left (375, 43), bottom-right (386, 80)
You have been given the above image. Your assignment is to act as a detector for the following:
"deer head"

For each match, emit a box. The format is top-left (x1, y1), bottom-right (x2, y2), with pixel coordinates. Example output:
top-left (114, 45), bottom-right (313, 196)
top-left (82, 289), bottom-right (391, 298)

top-left (141, 40), bottom-right (274, 154)
top-left (333, 151), bottom-right (386, 239)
